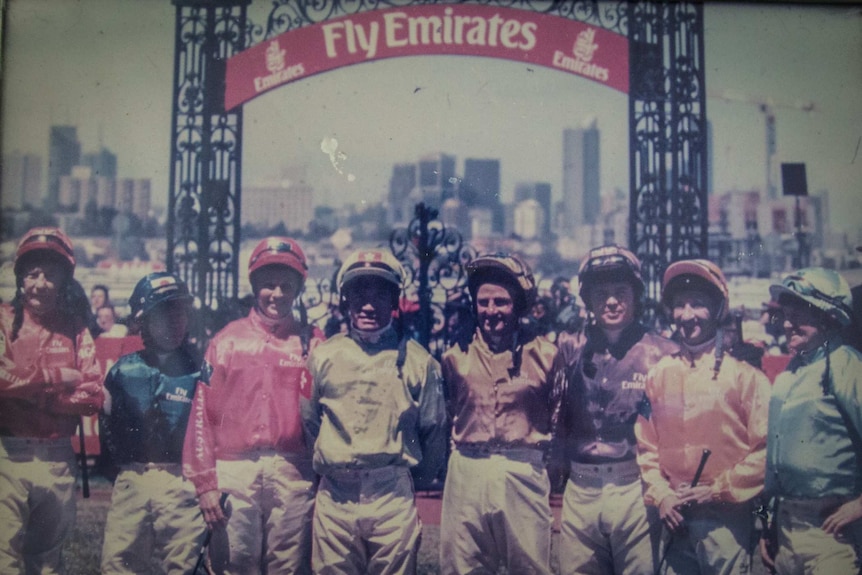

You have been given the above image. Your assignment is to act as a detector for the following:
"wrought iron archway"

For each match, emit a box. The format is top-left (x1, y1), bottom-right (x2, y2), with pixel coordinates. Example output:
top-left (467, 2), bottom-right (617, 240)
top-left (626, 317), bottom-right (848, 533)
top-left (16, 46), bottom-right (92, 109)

top-left (168, 0), bottom-right (708, 342)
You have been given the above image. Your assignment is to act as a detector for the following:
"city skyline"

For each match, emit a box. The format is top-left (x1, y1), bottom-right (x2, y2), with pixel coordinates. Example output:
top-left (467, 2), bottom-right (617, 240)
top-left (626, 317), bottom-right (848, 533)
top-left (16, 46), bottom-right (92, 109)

top-left (2, 2), bottom-right (860, 236)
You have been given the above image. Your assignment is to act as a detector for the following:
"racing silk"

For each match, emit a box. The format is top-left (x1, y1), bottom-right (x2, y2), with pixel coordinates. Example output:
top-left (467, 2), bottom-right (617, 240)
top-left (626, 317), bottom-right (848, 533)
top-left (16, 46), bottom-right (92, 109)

top-left (635, 337), bottom-right (770, 506)
top-left (302, 327), bottom-right (448, 483)
top-left (443, 329), bottom-right (558, 450)
top-left (183, 309), bottom-right (324, 496)
top-left (0, 304), bottom-right (102, 438)
top-left (554, 323), bottom-right (678, 464)
top-left (766, 339), bottom-right (862, 499)
top-left (102, 345), bottom-right (200, 465)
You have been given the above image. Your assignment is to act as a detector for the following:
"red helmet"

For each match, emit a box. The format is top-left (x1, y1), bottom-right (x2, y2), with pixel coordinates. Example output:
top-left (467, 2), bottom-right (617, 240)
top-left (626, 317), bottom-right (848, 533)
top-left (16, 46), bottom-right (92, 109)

top-left (662, 259), bottom-right (729, 320)
top-left (14, 226), bottom-right (76, 276)
top-left (248, 237), bottom-right (308, 281)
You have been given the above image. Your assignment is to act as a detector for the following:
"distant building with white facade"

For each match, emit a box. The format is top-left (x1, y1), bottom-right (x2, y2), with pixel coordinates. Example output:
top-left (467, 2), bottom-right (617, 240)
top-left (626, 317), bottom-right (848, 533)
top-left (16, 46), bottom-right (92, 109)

top-left (513, 199), bottom-right (544, 240)
top-left (243, 180), bottom-right (314, 234)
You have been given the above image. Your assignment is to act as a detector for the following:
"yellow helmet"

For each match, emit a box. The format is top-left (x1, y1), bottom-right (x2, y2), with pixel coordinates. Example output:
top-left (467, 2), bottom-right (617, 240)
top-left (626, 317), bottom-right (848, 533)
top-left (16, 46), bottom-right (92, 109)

top-left (466, 253), bottom-right (537, 317)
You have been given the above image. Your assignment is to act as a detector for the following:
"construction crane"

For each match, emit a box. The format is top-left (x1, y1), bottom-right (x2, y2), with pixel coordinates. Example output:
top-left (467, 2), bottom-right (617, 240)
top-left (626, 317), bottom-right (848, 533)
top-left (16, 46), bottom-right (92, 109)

top-left (710, 89), bottom-right (815, 199)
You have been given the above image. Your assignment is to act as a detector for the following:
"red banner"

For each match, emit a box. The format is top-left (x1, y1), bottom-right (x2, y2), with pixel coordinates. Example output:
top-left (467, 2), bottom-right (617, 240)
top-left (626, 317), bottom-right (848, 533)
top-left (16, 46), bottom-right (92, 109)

top-left (225, 5), bottom-right (629, 110)
top-left (72, 335), bottom-right (145, 456)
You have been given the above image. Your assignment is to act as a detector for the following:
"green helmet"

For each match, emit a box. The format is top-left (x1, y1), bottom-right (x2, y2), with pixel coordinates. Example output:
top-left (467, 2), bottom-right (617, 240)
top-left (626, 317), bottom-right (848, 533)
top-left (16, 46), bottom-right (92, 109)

top-left (769, 267), bottom-right (853, 326)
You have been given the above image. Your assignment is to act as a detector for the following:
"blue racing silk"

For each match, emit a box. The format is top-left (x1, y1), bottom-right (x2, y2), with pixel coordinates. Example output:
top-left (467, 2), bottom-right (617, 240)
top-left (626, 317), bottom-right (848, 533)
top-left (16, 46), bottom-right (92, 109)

top-left (102, 345), bottom-right (200, 465)
top-left (765, 338), bottom-right (862, 499)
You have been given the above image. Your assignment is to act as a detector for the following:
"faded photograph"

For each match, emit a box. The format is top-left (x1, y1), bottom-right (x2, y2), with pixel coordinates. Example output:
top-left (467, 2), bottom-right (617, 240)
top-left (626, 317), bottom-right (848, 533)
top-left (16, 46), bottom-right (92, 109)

top-left (1, 1), bottom-right (861, 574)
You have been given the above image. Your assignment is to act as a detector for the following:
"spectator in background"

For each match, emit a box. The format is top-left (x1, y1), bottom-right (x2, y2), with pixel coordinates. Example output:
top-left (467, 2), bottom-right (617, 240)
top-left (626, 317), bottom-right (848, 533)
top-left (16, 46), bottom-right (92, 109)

top-left (439, 253), bottom-right (558, 575)
top-left (90, 284), bottom-right (110, 315)
top-left (529, 295), bottom-right (557, 338)
top-left (635, 259), bottom-right (770, 575)
top-left (96, 305), bottom-right (128, 338)
top-left (761, 267), bottom-right (862, 574)
top-left (100, 272), bottom-right (203, 574)
top-left (183, 237), bottom-right (324, 574)
top-left (0, 226), bottom-right (103, 574)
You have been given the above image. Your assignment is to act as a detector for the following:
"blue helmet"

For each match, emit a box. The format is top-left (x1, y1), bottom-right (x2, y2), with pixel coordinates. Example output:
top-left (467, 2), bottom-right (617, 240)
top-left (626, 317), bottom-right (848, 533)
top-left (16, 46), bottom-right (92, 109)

top-left (129, 272), bottom-right (192, 321)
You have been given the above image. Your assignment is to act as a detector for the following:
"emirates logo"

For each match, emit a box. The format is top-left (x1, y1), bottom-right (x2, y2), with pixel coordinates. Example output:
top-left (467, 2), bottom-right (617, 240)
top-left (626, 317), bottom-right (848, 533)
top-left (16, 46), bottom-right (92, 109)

top-left (573, 28), bottom-right (598, 62)
top-left (265, 40), bottom-right (286, 74)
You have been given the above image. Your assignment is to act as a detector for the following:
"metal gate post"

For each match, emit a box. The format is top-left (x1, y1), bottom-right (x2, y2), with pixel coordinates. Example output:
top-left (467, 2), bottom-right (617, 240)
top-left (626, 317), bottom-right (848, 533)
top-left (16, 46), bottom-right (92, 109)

top-left (168, 0), bottom-right (249, 340)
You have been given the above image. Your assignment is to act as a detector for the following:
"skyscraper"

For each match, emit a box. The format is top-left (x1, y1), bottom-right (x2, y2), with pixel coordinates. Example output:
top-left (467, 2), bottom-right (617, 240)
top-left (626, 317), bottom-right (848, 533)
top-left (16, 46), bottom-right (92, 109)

top-left (47, 126), bottom-right (81, 211)
top-left (463, 158), bottom-right (502, 233)
top-left (45, 126), bottom-right (81, 211)
top-left (418, 153), bottom-right (456, 208)
top-left (83, 147), bottom-right (118, 178)
top-left (1, 152), bottom-right (42, 210)
top-left (562, 121), bottom-right (600, 231)
top-left (387, 163), bottom-right (417, 226)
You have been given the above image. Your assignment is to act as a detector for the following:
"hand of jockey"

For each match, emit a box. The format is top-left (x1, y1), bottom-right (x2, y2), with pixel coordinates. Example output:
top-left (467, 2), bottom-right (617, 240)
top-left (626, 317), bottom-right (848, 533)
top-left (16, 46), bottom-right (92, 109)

top-left (759, 535), bottom-right (777, 573)
top-left (676, 484), bottom-right (713, 508)
top-left (822, 496), bottom-right (862, 536)
top-left (199, 490), bottom-right (228, 529)
top-left (659, 493), bottom-right (686, 533)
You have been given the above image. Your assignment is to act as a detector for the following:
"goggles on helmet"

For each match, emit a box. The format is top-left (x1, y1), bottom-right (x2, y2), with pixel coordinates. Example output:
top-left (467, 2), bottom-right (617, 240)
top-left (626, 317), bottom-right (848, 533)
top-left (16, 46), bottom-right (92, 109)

top-left (769, 268), bottom-right (853, 326)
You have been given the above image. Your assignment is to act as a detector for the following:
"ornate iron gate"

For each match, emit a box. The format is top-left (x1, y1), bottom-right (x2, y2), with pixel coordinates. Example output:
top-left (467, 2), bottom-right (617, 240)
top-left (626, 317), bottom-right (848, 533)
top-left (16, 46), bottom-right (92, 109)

top-left (168, 0), bottom-right (708, 343)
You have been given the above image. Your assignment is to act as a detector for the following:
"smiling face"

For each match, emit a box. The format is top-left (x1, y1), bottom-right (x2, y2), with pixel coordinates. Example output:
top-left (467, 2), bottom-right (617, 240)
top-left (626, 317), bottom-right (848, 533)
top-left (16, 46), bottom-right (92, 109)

top-left (252, 265), bottom-right (302, 320)
top-left (344, 277), bottom-right (397, 332)
top-left (476, 282), bottom-right (518, 346)
top-left (780, 298), bottom-right (828, 354)
top-left (588, 280), bottom-right (636, 334)
top-left (671, 288), bottom-right (719, 346)
top-left (20, 259), bottom-right (67, 316)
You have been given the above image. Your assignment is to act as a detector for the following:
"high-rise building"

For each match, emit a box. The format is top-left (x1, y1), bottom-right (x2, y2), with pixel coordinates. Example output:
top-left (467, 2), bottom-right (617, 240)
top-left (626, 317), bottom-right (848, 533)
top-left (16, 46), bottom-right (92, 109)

top-left (47, 126), bottom-right (81, 211)
top-left (116, 178), bottom-right (135, 214)
top-left (60, 166), bottom-right (94, 212)
top-left (463, 158), bottom-right (502, 233)
top-left (417, 153), bottom-right (456, 208)
top-left (1, 152), bottom-right (42, 210)
top-left (514, 182), bottom-right (552, 239)
top-left (132, 179), bottom-right (151, 220)
top-left (96, 176), bottom-right (116, 210)
top-left (82, 147), bottom-right (118, 178)
top-left (562, 121), bottom-right (600, 231)
top-left (387, 163), bottom-right (417, 226)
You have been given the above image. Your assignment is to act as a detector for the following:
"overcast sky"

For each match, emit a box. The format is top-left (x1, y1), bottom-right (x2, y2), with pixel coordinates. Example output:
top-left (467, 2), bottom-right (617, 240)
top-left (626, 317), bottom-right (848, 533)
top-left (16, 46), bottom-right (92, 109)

top-left (2, 1), bottom-right (860, 235)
